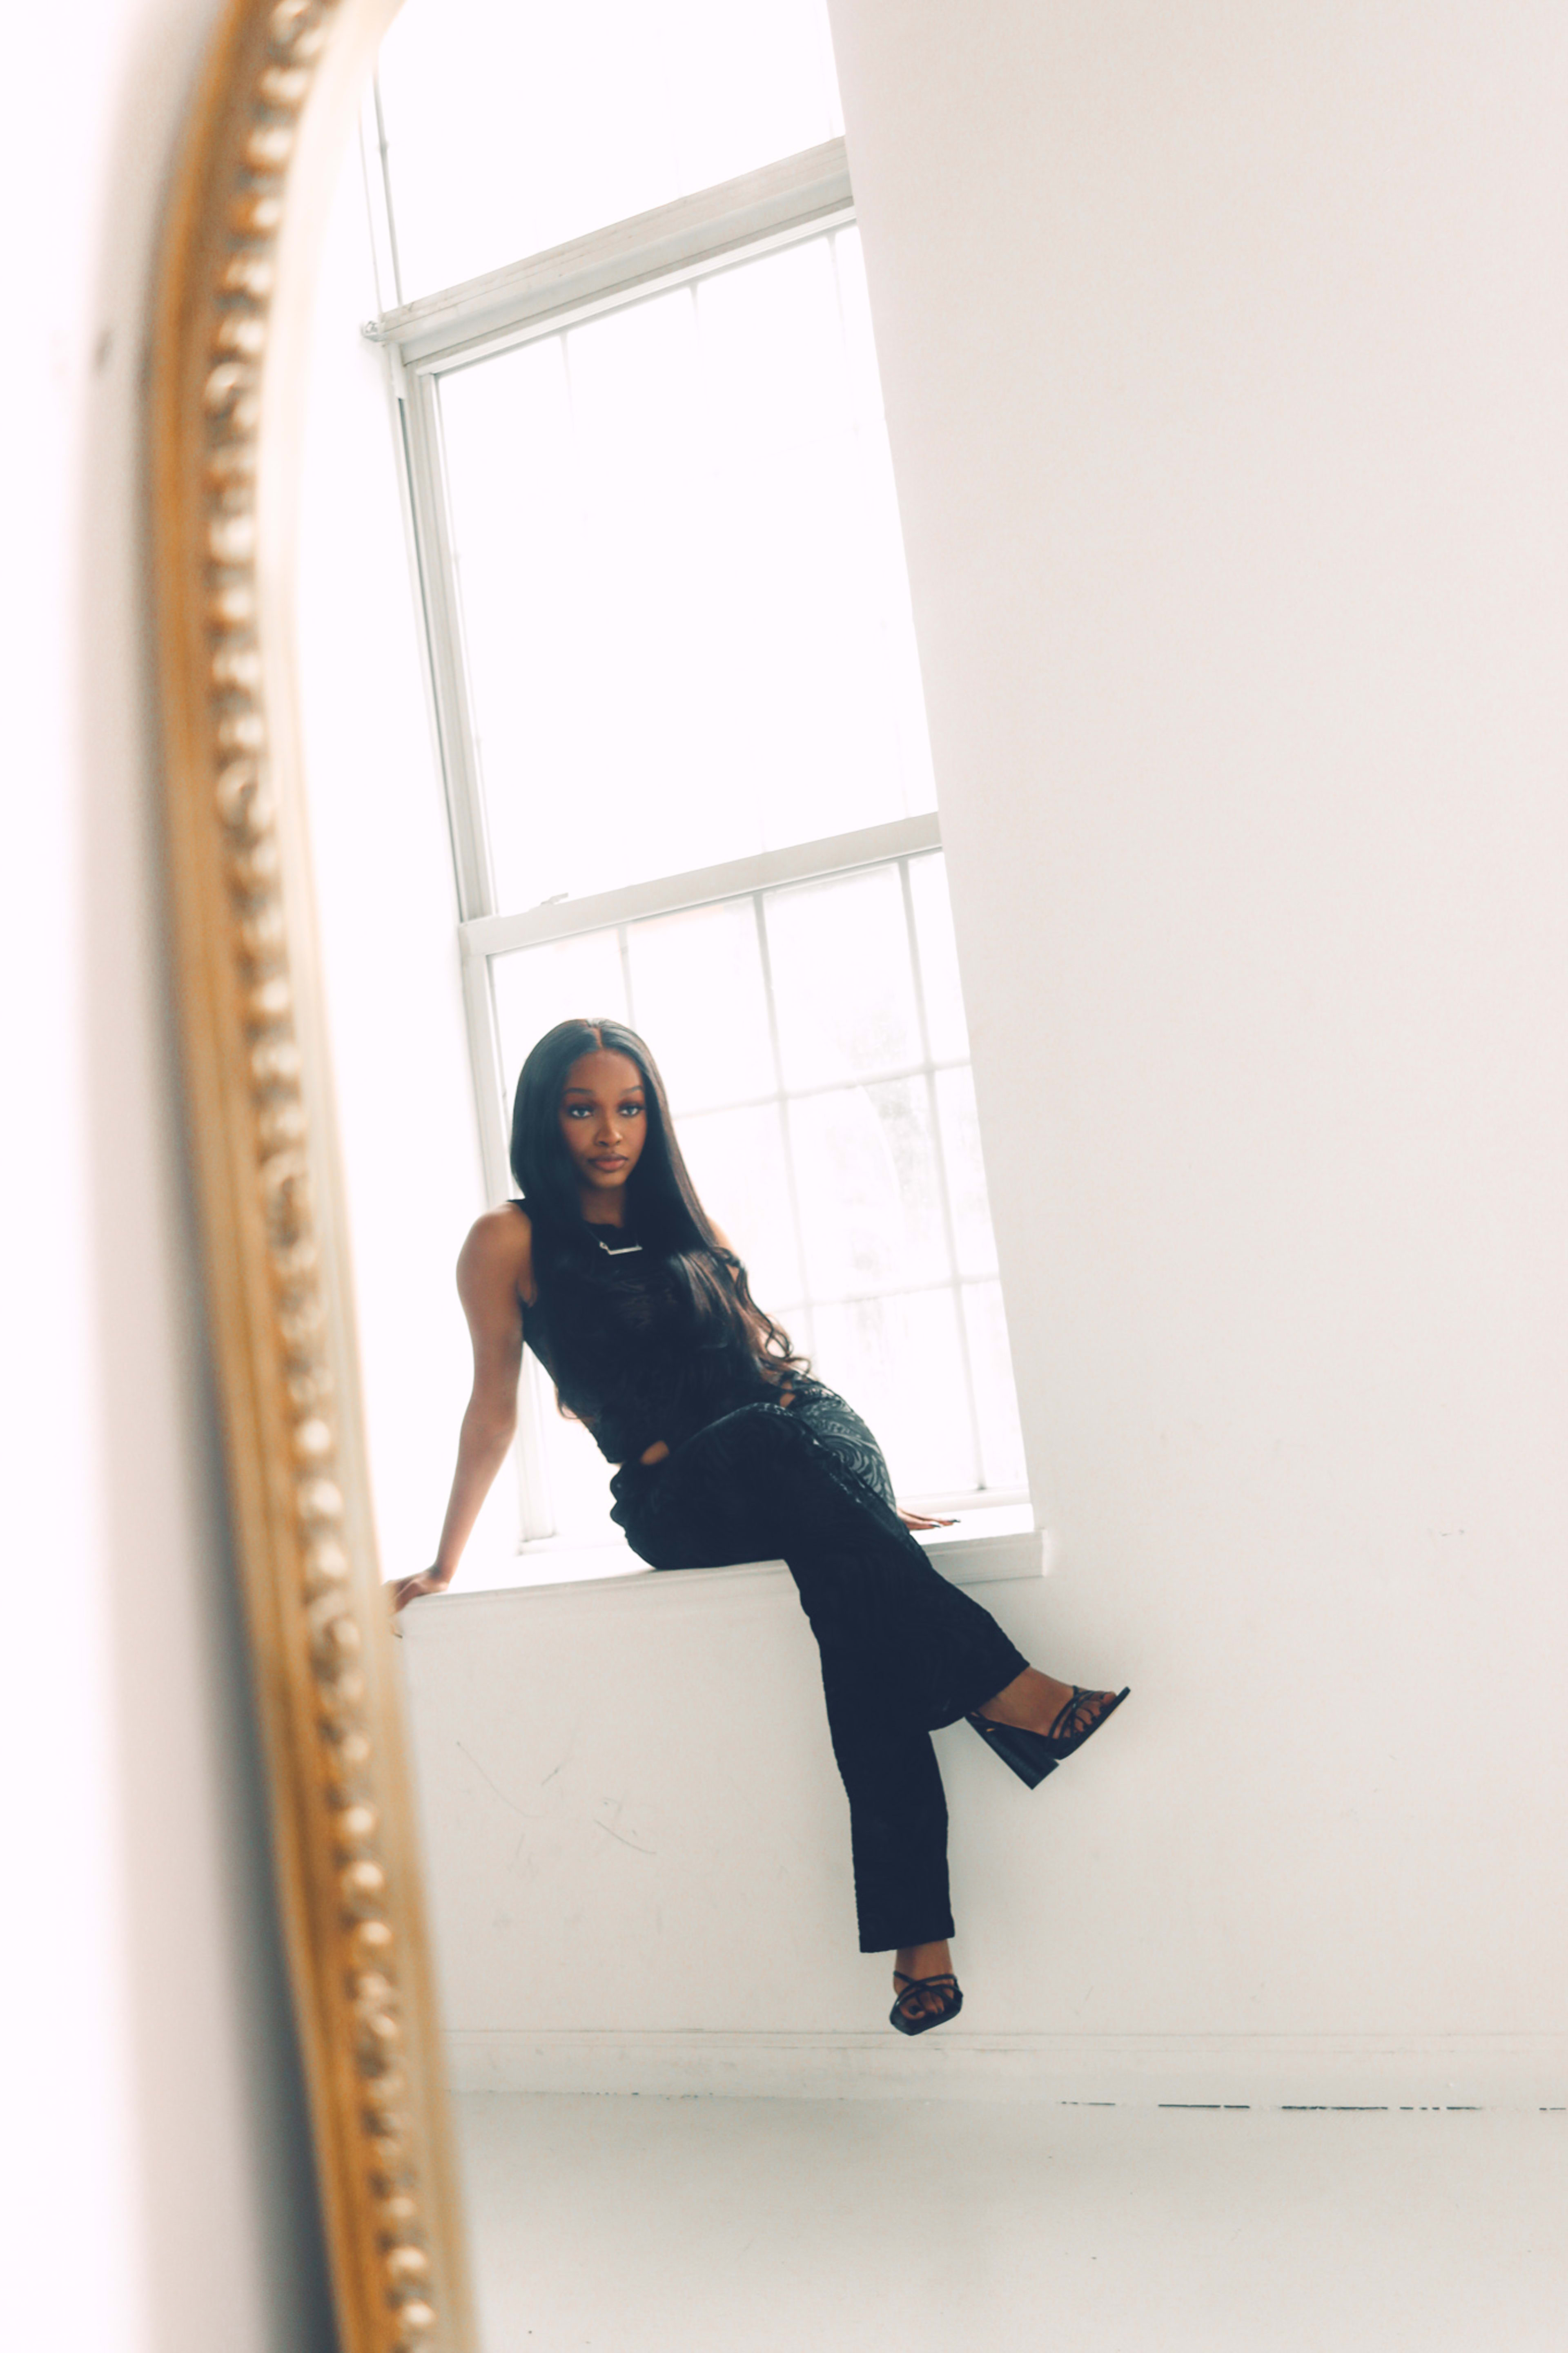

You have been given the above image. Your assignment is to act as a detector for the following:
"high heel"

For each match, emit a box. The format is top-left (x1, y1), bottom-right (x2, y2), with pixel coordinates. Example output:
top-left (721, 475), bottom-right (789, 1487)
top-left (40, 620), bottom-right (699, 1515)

top-left (890, 1972), bottom-right (963, 2036)
top-left (966, 1685), bottom-right (1130, 1790)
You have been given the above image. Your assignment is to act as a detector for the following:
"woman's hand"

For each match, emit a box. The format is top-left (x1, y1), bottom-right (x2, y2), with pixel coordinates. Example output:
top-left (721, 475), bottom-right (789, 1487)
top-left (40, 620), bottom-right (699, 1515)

top-left (898, 1507), bottom-right (958, 1531)
top-left (388, 1568), bottom-right (450, 1614)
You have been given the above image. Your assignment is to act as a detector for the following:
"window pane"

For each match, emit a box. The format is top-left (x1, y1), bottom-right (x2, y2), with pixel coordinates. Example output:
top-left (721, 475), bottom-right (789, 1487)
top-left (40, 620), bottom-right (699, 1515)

top-left (624, 901), bottom-right (773, 1115)
top-left (488, 874), bottom-right (1025, 1522)
top-left (788, 1079), bottom-right (949, 1298)
top-left (908, 852), bottom-right (972, 1064)
top-left (765, 864), bottom-right (921, 1091)
top-left (531, 1363), bottom-right (621, 1541)
top-left (377, 0), bottom-right (845, 303)
top-left (962, 1283), bottom-right (1027, 1490)
top-left (935, 1066), bottom-right (999, 1279)
top-left (669, 1102), bottom-right (802, 1305)
top-left (490, 932), bottom-right (627, 1111)
top-left (438, 229), bottom-right (935, 911)
top-left (811, 1291), bottom-right (976, 1495)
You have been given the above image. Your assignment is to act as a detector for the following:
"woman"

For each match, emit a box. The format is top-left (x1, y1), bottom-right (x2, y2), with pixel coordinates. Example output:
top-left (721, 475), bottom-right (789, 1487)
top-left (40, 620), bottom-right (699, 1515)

top-left (392, 1017), bottom-right (1128, 2035)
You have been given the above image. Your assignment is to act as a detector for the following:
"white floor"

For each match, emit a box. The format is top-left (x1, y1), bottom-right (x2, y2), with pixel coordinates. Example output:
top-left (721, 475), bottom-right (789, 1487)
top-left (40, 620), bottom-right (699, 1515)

top-left (452, 2091), bottom-right (1567, 2353)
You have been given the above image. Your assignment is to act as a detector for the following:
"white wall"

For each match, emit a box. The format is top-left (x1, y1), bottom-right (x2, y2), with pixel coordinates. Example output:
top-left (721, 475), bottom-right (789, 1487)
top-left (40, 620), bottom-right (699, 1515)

top-left (401, 1539), bottom-right (1146, 2063)
top-left (830, 0), bottom-right (1568, 2034)
top-left (4, 2), bottom-right (336, 2346)
top-left (399, 1557), bottom-right (1559, 2104)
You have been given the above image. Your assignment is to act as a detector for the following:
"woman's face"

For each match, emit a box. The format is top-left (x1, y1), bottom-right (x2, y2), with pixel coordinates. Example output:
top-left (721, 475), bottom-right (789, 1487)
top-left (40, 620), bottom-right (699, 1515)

top-left (557, 1049), bottom-right (648, 1205)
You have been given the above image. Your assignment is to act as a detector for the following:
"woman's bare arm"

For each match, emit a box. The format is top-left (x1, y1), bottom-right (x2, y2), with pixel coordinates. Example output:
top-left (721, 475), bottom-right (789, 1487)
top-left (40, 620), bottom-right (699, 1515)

top-left (389, 1208), bottom-right (534, 1611)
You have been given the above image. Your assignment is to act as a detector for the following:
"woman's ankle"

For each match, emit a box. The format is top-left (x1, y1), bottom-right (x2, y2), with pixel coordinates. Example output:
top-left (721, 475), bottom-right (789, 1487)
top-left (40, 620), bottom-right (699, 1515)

top-left (894, 1937), bottom-right (953, 1981)
top-left (980, 1666), bottom-right (1074, 1732)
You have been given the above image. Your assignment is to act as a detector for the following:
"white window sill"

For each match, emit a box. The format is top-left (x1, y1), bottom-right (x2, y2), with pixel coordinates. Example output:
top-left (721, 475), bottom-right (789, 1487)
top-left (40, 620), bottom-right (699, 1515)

top-left (412, 1499), bottom-right (1046, 1628)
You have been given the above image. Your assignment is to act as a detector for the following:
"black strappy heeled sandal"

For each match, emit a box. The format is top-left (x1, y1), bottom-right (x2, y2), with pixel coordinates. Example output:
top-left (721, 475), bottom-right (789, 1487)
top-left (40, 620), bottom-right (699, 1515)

top-left (890, 1971), bottom-right (964, 2037)
top-left (966, 1685), bottom-right (1131, 1790)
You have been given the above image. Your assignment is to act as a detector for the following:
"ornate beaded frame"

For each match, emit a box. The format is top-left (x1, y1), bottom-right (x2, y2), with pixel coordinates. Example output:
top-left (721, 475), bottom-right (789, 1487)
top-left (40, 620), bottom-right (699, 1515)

top-left (149, 3), bottom-right (474, 2347)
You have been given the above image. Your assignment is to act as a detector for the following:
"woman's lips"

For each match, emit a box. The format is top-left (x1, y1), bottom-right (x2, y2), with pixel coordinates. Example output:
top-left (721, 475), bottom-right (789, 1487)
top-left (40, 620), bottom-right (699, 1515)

top-left (590, 1155), bottom-right (626, 1170)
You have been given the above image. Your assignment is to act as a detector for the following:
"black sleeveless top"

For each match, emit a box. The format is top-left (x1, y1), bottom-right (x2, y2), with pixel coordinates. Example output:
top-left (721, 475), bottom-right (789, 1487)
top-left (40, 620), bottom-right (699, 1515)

top-left (513, 1201), bottom-right (781, 1464)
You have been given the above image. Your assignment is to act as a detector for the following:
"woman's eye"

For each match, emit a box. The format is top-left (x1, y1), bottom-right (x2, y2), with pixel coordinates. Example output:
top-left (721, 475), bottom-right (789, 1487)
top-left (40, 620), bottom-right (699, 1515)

top-left (619, 1102), bottom-right (644, 1118)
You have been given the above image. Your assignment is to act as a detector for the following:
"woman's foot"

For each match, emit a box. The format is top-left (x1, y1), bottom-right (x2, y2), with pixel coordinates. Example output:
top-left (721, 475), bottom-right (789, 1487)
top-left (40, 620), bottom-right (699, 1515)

top-left (893, 1939), bottom-right (957, 2025)
top-left (980, 1668), bottom-right (1118, 1740)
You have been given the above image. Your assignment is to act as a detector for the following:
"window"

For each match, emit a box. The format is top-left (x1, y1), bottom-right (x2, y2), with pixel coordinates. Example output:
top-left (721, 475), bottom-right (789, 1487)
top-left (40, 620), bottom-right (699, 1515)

top-left (363, 0), bottom-right (1025, 1543)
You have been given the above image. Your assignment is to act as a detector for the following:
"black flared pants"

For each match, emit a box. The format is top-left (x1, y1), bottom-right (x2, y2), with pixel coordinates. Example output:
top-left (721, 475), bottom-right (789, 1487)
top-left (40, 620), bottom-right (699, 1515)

top-left (608, 1387), bottom-right (1029, 1953)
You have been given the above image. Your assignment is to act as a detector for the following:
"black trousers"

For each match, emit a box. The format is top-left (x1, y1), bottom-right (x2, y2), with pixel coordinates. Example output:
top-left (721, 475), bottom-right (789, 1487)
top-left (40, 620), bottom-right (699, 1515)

top-left (609, 1385), bottom-right (1029, 1954)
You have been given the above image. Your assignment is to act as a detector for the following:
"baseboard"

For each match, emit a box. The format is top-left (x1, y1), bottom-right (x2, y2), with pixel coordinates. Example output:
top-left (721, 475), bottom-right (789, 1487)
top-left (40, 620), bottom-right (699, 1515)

top-left (445, 2029), bottom-right (1568, 2109)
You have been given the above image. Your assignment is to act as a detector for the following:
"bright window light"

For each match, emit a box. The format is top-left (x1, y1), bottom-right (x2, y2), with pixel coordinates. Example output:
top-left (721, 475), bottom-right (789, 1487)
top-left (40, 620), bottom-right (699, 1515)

top-left (437, 227), bottom-right (935, 909)
top-left (376, 0), bottom-right (844, 302)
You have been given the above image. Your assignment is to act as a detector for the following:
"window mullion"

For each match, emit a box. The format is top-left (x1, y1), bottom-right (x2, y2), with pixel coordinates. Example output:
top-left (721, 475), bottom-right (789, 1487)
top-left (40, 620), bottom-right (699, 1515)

top-left (669, 1053), bottom-right (970, 1126)
top-left (461, 812), bottom-right (942, 958)
top-left (369, 138), bottom-right (854, 372)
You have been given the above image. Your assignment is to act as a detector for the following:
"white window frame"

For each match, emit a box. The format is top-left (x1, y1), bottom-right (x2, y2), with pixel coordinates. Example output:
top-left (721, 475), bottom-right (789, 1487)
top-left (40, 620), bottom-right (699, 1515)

top-left (363, 135), bottom-right (857, 1193)
top-left (362, 125), bottom-right (1024, 1540)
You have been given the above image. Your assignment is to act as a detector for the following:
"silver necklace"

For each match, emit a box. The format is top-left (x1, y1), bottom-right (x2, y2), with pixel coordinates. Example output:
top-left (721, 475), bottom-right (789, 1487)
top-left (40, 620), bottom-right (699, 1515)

top-left (596, 1235), bottom-right (643, 1256)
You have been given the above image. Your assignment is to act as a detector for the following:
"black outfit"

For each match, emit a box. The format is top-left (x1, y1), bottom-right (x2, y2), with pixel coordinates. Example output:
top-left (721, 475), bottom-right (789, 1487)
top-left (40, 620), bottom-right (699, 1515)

top-left (519, 1207), bottom-right (1029, 1954)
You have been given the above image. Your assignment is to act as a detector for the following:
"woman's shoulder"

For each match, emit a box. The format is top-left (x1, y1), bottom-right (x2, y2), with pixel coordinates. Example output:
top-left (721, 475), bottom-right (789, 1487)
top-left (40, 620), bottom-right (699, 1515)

top-left (458, 1201), bottom-right (537, 1307)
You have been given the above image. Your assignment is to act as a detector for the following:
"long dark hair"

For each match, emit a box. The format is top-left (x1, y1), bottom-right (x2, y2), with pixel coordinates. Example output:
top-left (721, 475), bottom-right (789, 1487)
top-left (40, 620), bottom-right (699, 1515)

top-left (509, 1017), bottom-right (804, 1381)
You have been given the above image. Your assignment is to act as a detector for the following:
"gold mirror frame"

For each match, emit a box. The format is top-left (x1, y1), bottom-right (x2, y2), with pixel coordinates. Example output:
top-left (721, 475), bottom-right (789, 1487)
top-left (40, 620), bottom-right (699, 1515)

top-left (149, 2), bottom-right (474, 2346)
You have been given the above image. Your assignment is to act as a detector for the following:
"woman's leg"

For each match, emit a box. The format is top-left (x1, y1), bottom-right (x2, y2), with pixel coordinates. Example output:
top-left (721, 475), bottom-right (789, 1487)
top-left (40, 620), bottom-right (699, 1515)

top-left (777, 1381), bottom-right (902, 1511)
top-left (788, 1386), bottom-right (1125, 1747)
top-left (618, 1401), bottom-right (1028, 1733)
top-left (612, 1401), bottom-right (1029, 1955)
top-left (775, 1385), bottom-right (956, 1965)
top-left (817, 1651), bottom-right (953, 1956)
